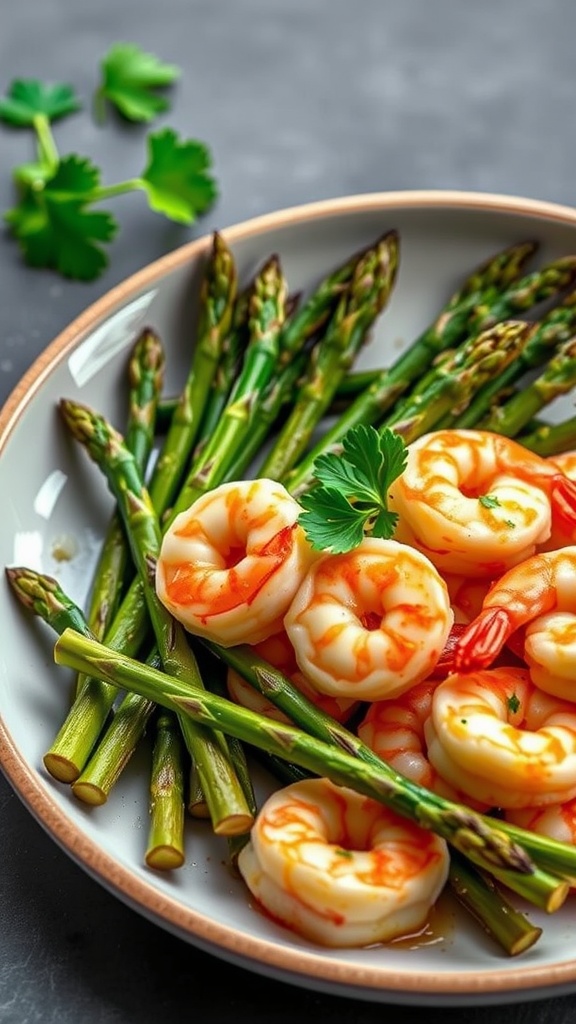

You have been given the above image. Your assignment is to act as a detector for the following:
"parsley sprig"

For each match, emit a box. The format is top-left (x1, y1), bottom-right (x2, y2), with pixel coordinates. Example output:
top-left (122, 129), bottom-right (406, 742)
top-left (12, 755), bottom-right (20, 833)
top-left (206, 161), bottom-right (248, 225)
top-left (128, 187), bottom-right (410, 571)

top-left (298, 424), bottom-right (408, 553)
top-left (0, 45), bottom-right (218, 280)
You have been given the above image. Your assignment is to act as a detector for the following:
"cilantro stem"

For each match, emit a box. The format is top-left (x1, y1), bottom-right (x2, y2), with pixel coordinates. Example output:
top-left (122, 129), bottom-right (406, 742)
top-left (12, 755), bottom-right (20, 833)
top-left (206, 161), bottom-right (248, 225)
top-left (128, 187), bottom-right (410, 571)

top-left (90, 179), bottom-right (146, 202)
top-left (32, 113), bottom-right (60, 173)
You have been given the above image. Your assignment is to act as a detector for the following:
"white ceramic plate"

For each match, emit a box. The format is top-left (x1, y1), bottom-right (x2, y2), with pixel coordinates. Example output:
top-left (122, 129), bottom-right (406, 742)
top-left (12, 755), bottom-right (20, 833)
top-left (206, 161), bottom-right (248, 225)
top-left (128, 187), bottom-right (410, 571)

top-left (3, 191), bottom-right (576, 1007)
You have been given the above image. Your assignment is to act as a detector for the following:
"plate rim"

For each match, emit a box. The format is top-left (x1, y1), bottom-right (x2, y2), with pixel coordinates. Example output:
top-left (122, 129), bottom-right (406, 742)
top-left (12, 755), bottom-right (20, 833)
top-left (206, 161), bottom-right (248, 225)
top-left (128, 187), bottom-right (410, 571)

top-left (3, 187), bottom-right (576, 1003)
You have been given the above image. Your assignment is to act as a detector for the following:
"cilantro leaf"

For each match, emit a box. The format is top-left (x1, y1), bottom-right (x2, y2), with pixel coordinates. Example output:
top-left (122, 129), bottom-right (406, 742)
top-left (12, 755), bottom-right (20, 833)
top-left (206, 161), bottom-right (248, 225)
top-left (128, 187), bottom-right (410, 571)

top-left (298, 424), bottom-right (408, 553)
top-left (299, 488), bottom-right (369, 553)
top-left (0, 79), bottom-right (81, 127)
top-left (97, 43), bottom-right (180, 122)
top-left (140, 128), bottom-right (218, 223)
top-left (5, 155), bottom-right (117, 280)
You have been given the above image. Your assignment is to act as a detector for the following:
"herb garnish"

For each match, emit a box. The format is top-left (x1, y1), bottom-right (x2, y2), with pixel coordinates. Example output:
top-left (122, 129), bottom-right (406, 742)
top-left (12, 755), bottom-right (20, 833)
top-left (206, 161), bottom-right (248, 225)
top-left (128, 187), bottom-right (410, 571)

top-left (298, 424), bottom-right (407, 553)
top-left (0, 45), bottom-right (218, 280)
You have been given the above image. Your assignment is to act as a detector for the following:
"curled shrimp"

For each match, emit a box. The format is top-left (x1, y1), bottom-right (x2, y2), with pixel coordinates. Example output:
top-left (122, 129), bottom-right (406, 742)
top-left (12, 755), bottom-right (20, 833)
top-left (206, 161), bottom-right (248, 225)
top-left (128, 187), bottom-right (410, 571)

top-left (356, 681), bottom-right (488, 808)
top-left (283, 537), bottom-right (453, 701)
top-left (387, 429), bottom-right (576, 577)
top-left (506, 800), bottom-right (576, 850)
top-left (454, 546), bottom-right (576, 690)
top-left (425, 667), bottom-right (576, 808)
top-left (155, 479), bottom-right (317, 646)
top-left (227, 629), bottom-right (359, 724)
top-left (539, 451), bottom-right (576, 551)
top-left (237, 777), bottom-right (449, 948)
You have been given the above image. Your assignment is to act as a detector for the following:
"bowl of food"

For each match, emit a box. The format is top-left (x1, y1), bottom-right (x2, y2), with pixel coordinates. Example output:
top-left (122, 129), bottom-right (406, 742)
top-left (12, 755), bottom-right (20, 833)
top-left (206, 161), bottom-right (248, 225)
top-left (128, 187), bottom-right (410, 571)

top-left (3, 189), bottom-right (576, 1006)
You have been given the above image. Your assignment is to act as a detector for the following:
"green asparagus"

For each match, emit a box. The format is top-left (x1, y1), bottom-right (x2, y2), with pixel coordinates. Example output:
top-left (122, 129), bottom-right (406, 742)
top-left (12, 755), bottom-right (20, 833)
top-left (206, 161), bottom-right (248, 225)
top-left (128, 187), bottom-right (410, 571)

top-left (53, 628), bottom-right (571, 913)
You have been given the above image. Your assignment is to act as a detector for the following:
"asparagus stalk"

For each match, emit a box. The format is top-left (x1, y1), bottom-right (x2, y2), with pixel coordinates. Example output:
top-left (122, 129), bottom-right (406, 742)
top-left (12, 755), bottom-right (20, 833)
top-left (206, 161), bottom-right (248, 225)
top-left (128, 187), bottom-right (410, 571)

top-left (52, 628), bottom-right (571, 912)
top-left (72, 659), bottom-right (158, 805)
top-left (42, 235), bottom-right (237, 777)
top-left (448, 852), bottom-right (542, 956)
top-left (74, 328), bottom-right (165, 697)
top-left (59, 398), bottom-right (253, 836)
top-left (257, 231), bottom-right (400, 481)
top-left (10, 565), bottom-right (549, 946)
top-left (173, 254), bottom-right (289, 507)
top-left (124, 328), bottom-right (166, 472)
top-left (466, 255), bottom-right (576, 332)
top-left (275, 242), bottom-right (370, 365)
top-left (191, 282), bottom-right (252, 458)
top-left (199, 639), bottom-right (576, 888)
top-left (451, 287), bottom-right (576, 429)
top-left (378, 321), bottom-right (534, 446)
top-left (155, 365), bottom-right (392, 430)
top-left (478, 336), bottom-right (576, 437)
top-left (5, 566), bottom-right (147, 782)
top-left (145, 710), bottom-right (186, 870)
top-left (284, 239), bottom-right (538, 494)
top-left (219, 352), bottom-right (308, 486)
top-left (518, 414), bottom-right (576, 457)
top-left (147, 231), bottom-right (237, 514)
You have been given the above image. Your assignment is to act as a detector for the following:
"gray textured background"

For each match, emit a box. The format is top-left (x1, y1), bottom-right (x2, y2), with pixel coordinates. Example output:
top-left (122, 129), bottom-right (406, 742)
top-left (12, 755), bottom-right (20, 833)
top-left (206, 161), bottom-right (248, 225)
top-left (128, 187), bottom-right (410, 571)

top-left (2, 2), bottom-right (576, 1021)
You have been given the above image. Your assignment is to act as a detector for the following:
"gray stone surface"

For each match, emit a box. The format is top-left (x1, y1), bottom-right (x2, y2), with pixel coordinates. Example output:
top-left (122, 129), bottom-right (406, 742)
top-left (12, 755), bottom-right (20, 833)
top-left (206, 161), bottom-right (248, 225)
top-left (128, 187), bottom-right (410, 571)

top-left (2, 1), bottom-right (576, 1020)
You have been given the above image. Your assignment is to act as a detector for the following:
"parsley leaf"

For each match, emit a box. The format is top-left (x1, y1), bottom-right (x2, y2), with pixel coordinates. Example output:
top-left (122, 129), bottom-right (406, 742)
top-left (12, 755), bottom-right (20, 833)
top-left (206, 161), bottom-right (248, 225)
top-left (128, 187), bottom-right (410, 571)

top-left (0, 79), bottom-right (81, 127)
top-left (507, 692), bottom-right (520, 714)
top-left (298, 425), bottom-right (408, 553)
top-left (479, 494), bottom-right (501, 509)
top-left (5, 155), bottom-right (117, 279)
top-left (96, 43), bottom-right (180, 122)
top-left (140, 128), bottom-right (218, 223)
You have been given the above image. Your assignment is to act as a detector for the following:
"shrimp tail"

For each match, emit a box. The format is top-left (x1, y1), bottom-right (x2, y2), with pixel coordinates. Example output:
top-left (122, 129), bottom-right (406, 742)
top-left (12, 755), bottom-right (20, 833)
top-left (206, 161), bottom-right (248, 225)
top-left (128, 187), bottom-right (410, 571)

top-left (453, 608), bottom-right (514, 671)
top-left (550, 473), bottom-right (576, 533)
top-left (429, 622), bottom-right (469, 678)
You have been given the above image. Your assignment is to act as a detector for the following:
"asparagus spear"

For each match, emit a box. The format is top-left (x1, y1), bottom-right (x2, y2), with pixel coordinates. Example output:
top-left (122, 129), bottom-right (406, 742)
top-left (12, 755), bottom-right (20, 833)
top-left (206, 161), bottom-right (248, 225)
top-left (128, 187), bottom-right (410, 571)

top-left (72, 661), bottom-right (157, 805)
top-left (256, 231), bottom-right (400, 481)
top-left (8, 564), bottom-right (549, 948)
top-left (147, 230), bottom-right (237, 515)
top-left (74, 328), bottom-right (165, 697)
top-left (6, 566), bottom-right (158, 807)
top-left (448, 852), bottom-right (542, 956)
top-left (478, 336), bottom-right (576, 437)
top-left (466, 255), bottom-right (576, 332)
top-left (284, 239), bottom-right (538, 494)
top-left (378, 321), bottom-right (533, 446)
top-left (145, 710), bottom-right (186, 870)
top-left (5, 566), bottom-right (146, 781)
top-left (52, 628), bottom-right (571, 912)
top-left (59, 398), bottom-right (253, 836)
top-left (155, 365), bottom-right (389, 430)
top-left (190, 282), bottom-right (252, 459)
top-left (174, 254), bottom-right (288, 506)
top-left (451, 287), bottom-right (576, 429)
top-left (219, 352), bottom-right (308, 486)
top-left (518, 414), bottom-right (576, 457)
top-left (42, 236), bottom-right (238, 777)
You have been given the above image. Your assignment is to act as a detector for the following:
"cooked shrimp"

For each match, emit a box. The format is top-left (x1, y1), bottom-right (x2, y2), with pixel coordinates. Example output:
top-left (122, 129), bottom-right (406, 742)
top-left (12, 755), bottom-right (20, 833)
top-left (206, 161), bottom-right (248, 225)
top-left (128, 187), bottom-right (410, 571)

top-left (155, 478), bottom-right (318, 646)
top-left (443, 572), bottom-right (496, 624)
top-left (454, 545), bottom-right (576, 677)
top-left (388, 429), bottom-right (576, 578)
top-left (506, 799), bottom-right (576, 847)
top-left (283, 538), bottom-right (453, 701)
top-left (237, 777), bottom-right (449, 947)
top-left (356, 681), bottom-right (488, 808)
top-left (426, 667), bottom-right (576, 808)
top-left (227, 629), bottom-right (359, 724)
top-left (539, 451), bottom-right (576, 551)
